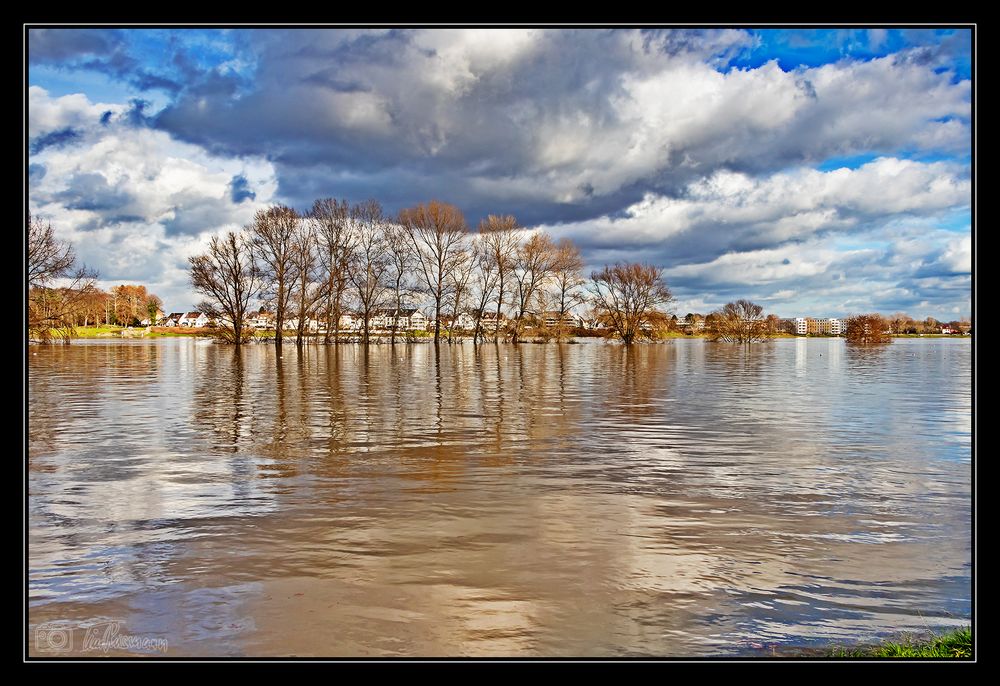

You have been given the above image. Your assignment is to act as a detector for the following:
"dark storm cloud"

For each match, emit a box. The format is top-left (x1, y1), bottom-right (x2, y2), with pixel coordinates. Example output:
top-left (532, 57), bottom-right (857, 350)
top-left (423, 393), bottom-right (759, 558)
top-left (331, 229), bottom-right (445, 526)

top-left (28, 28), bottom-right (119, 62)
top-left (150, 29), bottom-right (970, 234)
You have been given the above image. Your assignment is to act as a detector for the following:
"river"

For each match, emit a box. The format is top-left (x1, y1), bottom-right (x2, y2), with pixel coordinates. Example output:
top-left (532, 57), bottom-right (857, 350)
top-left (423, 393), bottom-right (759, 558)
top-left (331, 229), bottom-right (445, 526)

top-left (27, 337), bottom-right (972, 657)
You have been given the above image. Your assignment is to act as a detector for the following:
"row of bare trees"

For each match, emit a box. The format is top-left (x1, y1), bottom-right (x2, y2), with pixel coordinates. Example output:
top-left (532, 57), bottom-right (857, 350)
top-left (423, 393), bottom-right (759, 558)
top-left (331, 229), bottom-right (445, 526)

top-left (190, 199), bottom-right (676, 349)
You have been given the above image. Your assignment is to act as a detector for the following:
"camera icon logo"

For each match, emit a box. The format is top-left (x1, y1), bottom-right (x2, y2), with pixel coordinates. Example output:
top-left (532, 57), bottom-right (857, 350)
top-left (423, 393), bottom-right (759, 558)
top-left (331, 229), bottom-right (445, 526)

top-left (34, 623), bottom-right (74, 653)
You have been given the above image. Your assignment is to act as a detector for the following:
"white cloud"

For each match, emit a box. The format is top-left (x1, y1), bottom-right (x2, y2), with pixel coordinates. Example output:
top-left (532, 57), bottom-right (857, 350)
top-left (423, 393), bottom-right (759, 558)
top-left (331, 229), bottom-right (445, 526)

top-left (939, 235), bottom-right (972, 273)
top-left (540, 158), bottom-right (969, 252)
top-left (28, 85), bottom-right (125, 138)
top-left (29, 88), bottom-right (279, 309)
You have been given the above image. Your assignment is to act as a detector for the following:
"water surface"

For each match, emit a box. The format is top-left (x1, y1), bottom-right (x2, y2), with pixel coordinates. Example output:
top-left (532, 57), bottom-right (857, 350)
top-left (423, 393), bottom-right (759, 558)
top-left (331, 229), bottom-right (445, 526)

top-left (28, 338), bottom-right (972, 657)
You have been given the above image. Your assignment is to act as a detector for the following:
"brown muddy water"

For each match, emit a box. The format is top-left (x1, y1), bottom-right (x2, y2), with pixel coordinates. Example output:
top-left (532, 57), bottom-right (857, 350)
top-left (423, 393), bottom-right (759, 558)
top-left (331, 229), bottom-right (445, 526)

top-left (27, 338), bottom-right (971, 657)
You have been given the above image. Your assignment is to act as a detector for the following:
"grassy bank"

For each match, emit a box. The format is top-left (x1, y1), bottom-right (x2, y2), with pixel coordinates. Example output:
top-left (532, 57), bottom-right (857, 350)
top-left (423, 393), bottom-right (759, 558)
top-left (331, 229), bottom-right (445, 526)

top-left (829, 627), bottom-right (972, 658)
top-left (66, 325), bottom-right (124, 338)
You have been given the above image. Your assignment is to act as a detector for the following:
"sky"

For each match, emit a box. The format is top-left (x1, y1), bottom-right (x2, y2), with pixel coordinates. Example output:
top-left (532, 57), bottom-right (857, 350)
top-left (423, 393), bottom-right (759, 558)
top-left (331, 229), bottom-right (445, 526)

top-left (26, 27), bottom-right (973, 319)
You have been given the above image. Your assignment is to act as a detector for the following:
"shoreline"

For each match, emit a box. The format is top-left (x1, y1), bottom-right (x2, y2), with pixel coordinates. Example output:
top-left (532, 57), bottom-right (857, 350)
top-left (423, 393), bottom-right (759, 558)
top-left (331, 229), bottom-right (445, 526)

top-left (50, 326), bottom-right (973, 342)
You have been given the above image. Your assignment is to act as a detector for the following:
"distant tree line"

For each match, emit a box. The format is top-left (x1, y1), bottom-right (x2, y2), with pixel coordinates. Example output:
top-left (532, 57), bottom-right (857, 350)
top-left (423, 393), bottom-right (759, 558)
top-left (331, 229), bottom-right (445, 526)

top-left (189, 199), bottom-right (676, 349)
top-left (884, 312), bottom-right (971, 335)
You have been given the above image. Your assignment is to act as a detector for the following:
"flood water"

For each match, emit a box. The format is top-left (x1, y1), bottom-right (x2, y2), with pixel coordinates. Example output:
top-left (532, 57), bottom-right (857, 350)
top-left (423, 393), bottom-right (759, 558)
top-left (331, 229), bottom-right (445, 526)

top-left (27, 338), bottom-right (972, 657)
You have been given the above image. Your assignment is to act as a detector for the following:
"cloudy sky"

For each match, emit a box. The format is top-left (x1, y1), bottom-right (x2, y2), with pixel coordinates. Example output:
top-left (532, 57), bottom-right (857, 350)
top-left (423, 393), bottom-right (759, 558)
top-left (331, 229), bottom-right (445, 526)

top-left (27, 27), bottom-right (972, 319)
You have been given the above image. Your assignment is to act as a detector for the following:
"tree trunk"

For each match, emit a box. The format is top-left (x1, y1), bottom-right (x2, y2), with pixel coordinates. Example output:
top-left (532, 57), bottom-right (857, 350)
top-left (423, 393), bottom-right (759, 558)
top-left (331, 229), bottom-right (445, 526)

top-left (434, 296), bottom-right (441, 342)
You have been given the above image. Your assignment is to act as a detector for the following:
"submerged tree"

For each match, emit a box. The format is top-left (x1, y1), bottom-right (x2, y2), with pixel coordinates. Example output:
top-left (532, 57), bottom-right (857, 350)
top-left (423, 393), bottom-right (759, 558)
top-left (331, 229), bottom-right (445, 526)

top-left (468, 232), bottom-right (501, 344)
top-left (478, 214), bottom-right (521, 341)
top-left (189, 230), bottom-right (261, 348)
top-left (709, 299), bottom-right (774, 344)
top-left (250, 205), bottom-right (300, 353)
top-left (347, 200), bottom-right (391, 345)
top-left (550, 237), bottom-right (586, 340)
top-left (290, 217), bottom-right (328, 347)
top-left (399, 200), bottom-right (469, 342)
top-left (587, 262), bottom-right (673, 345)
top-left (385, 222), bottom-right (415, 345)
top-left (511, 232), bottom-right (558, 343)
top-left (310, 198), bottom-right (355, 344)
top-left (845, 313), bottom-right (892, 347)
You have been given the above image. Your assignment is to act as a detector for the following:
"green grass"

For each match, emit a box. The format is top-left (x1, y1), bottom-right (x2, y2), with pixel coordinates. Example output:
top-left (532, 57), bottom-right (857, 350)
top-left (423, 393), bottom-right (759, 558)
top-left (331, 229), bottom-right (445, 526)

top-left (66, 325), bottom-right (124, 338)
top-left (146, 330), bottom-right (199, 337)
top-left (829, 627), bottom-right (972, 658)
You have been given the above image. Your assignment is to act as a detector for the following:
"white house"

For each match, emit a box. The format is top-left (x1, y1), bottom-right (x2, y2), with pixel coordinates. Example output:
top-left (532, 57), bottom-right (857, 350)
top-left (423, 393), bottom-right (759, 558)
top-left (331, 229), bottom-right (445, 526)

top-left (246, 312), bottom-right (274, 330)
top-left (338, 313), bottom-right (362, 331)
top-left (455, 312), bottom-right (477, 330)
top-left (403, 309), bottom-right (427, 331)
top-left (179, 312), bottom-right (211, 327)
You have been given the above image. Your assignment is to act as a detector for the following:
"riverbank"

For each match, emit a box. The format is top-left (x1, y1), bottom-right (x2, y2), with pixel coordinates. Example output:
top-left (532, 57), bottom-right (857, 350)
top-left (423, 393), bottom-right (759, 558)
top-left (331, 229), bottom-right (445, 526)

top-left (829, 627), bottom-right (972, 658)
top-left (59, 326), bottom-right (972, 342)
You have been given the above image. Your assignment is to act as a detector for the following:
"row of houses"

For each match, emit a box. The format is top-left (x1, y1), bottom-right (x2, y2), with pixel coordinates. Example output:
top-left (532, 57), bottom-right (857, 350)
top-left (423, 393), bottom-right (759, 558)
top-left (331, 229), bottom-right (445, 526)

top-left (162, 312), bottom-right (212, 328)
top-left (156, 308), bottom-right (589, 334)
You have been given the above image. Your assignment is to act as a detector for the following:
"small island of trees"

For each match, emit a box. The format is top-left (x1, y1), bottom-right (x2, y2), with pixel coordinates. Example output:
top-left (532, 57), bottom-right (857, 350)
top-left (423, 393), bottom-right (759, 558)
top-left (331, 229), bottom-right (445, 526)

top-left (844, 314), bottom-right (893, 347)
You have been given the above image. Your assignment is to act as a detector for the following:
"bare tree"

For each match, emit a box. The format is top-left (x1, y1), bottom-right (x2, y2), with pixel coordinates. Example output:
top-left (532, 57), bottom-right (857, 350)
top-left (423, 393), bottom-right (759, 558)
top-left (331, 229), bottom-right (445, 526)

top-left (551, 237), bottom-right (586, 340)
top-left (445, 247), bottom-right (474, 342)
top-left (347, 200), bottom-right (391, 344)
top-left (511, 232), bottom-right (558, 343)
top-left (845, 314), bottom-right (892, 346)
top-left (27, 214), bottom-right (98, 343)
top-left (399, 201), bottom-right (469, 342)
top-left (469, 234), bottom-right (501, 344)
top-left (291, 218), bottom-right (328, 347)
top-left (479, 215), bottom-right (521, 341)
top-left (28, 213), bottom-right (77, 288)
top-left (189, 230), bottom-right (260, 348)
top-left (588, 263), bottom-right (673, 345)
top-left (708, 299), bottom-right (774, 344)
top-left (310, 198), bottom-right (356, 345)
top-left (385, 222), bottom-right (415, 345)
top-left (250, 205), bottom-right (300, 353)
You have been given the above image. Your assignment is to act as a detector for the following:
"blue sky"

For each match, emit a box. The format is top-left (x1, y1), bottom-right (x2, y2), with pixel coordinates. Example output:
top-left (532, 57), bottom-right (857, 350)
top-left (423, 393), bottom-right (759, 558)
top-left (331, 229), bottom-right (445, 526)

top-left (27, 27), bottom-right (972, 319)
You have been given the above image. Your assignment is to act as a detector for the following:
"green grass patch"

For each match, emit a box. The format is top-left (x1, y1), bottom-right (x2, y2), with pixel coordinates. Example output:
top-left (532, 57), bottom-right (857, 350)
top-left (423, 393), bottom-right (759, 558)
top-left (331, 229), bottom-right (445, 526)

top-left (67, 325), bottom-right (125, 338)
top-left (829, 627), bottom-right (971, 658)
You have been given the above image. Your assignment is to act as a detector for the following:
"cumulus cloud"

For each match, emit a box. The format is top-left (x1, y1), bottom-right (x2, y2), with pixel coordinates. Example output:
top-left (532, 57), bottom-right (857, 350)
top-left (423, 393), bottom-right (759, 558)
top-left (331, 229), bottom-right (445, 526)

top-left (533, 159), bottom-right (970, 317)
top-left (151, 29), bottom-right (969, 225)
top-left (28, 87), bottom-right (278, 308)
top-left (539, 158), bottom-right (969, 262)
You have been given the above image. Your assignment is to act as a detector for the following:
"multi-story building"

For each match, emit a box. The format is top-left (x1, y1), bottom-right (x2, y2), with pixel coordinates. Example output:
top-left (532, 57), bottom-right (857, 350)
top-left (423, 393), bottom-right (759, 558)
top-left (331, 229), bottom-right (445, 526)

top-left (678, 315), bottom-right (706, 332)
top-left (541, 311), bottom-right (580, 329)
top-left (782, 316), bottom-right (845, 335)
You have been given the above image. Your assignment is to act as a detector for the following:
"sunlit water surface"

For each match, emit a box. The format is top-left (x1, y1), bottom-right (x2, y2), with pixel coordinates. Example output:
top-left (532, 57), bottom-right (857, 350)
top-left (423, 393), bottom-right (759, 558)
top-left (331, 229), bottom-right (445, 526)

top-left (28, 338), bottom-right (971, 656)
